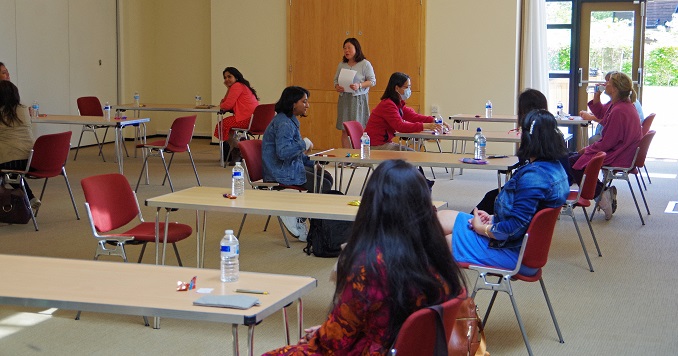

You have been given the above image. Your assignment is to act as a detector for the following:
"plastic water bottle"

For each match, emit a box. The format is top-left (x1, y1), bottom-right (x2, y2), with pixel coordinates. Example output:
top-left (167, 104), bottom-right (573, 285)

top-left (231, 162), bottom-right (245, 196)
top-left (485, 100), bottom-right (493, 118)
top-left (133, 91), bottom-right (140, 107)
top-left (434, 115), bottom-right (443, 134)
top-left (31, 100), bottom-right (40, 118)
top-left (556, 101), bottom-right (564, 118)
top-left (103, 102), bottom-right (111, 121)
top-left (220, 230), bottom-right (239, 282)
top-left (360, 132), bottom-right (371, 159)
top-left (474, 128), bottom-right (486, 160)
top-left (195, 93), bottom-right (202, 106)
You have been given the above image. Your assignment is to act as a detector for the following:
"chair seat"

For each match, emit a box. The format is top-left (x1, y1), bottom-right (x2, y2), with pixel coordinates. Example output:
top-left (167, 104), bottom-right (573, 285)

top-left (458, 261), bottom-right (542, 283)
top-left (119, 222), bottom-right (192, 243)
top-left (566, 191), bottom-right (591, 208)
top-left (137, 140), bottom-right (188, 153)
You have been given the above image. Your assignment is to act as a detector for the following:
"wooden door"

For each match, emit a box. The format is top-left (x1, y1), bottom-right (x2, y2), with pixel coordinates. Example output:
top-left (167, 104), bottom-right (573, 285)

top-left (289, 0), bottom-right (424, 150)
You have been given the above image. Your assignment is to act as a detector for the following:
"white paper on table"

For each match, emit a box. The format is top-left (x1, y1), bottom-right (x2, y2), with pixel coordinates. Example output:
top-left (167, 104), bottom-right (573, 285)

top-left (338, 68), bottom-right (358, 94)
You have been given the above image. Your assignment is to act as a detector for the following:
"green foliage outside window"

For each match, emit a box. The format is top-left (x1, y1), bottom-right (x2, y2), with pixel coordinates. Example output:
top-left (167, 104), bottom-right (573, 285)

top-left (644, 47), bottom-right (678, 86)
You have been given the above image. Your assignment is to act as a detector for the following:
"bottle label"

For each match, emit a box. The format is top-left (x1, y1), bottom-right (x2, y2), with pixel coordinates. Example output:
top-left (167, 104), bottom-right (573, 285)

top-left (221, 245), bottom-right (239, 254)
top-left (232, 171), bottom-right (242, 178)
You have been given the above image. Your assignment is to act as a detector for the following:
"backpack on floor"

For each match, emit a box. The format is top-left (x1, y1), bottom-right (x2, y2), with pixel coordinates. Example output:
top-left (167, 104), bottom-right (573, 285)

top-left (303, 190), bottom-right (352, 258)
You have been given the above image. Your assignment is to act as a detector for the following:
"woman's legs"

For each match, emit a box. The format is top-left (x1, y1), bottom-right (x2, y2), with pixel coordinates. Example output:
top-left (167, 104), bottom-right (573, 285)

top-left (437, 210), bottom-right (459, 249)
top-left (303, 166), bottom-right (334, 193)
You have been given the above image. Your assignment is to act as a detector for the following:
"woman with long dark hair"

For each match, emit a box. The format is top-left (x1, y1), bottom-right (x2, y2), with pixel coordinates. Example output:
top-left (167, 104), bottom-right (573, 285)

top-left (439, 110), bottom-right (569, 275)
top-left (0, 80), bottom-right (38, 209)
top-left (264, 159), bottom-right (464, 355)
top-left (212, 66), bottom-right (259, 165)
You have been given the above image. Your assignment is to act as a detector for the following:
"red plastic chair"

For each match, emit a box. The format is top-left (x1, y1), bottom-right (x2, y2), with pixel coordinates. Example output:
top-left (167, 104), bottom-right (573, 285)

top-left (641, 113), bottom-right (655, 136)
top-left (391, 292), bottom-right (467, 356)
top-left (342, 121), bottom-right (372, 195)
top-left (461, 207), bottom-right (564, 356)
top-left (593, 130), bottom-right (655, 225)
top-left (561, 151), bottom-right (606, 272)
top-left (1, 131), bottom-right (79, 231)
top-left (77, 173), bottom-right (191, 323)
top-left (237, 139), bottom-right (305, 248)
top-left (640, 113), bottom-right (655, 185)
top-left (227, 103), bottom-right (276, 161)
top-left (135, 115), bottom-right (200, 192)
top-left (75, 96), bottom-right (109, 161)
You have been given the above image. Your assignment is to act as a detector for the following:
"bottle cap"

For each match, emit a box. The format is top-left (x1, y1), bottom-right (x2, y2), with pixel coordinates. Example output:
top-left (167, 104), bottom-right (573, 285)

top-left (225, 229), bottom-right (233, 234)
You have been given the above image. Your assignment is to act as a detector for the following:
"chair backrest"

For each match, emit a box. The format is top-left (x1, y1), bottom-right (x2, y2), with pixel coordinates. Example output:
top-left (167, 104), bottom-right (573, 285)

top-left (166, 115), bottom-right (197, 152)
top-left (81, 173), bottom-right (140, 233)
top-left (238, 139), bottom-right (264, 184)
top-left (76, 96), bottom-right (104, 116)
top-left (579, 151), bottom-right (606, 200)
top-left (30, 131), bottom-right (72, 176)
top-left (392, 295), bottom-right (466, 355)
top-left (641, 113), bottom-right (655, 136)
top-left (343, 121), bottom-right (364, 149)
top-left (248, 103), bottom-right (276, 135)
top-left (634, 130), bottom-right (656, 169)
top-left (520, 207), bottom-right (562, 270)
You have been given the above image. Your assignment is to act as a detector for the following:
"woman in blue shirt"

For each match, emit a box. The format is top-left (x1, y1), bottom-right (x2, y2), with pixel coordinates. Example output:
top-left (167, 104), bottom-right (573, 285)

top-left (438, 110), bottom-right (569, 275)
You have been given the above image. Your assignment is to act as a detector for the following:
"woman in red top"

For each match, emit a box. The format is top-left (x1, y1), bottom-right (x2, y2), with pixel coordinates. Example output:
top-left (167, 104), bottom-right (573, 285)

top-left (365, 72), bottom-right (444, 150)
top-left (212, 67), bottom-right (259, 164)
top-left (263, 160), bottom-right (465, 355)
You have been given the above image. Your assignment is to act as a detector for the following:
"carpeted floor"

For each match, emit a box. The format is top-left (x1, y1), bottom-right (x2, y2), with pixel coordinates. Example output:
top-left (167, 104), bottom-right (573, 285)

top-left (1, 137), bottom-right (677, 355)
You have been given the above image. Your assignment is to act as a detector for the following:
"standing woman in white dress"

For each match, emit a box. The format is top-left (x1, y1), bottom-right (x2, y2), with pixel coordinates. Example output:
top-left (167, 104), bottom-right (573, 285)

top-left (333, 38), bottom-right (376, 147)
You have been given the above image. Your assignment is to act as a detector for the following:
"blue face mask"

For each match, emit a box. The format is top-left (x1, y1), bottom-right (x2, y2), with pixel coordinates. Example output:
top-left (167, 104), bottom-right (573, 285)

top-left (400, 87), bottom-right (411, 100)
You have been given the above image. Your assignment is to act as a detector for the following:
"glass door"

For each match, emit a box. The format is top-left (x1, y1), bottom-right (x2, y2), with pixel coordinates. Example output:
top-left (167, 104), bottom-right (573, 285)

top-left (577, 1), bottom-right (645, 112)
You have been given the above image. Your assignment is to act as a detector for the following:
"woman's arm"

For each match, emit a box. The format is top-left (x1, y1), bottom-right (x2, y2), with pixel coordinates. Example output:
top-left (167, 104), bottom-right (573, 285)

top-left (491, 169), bottom-right (547, 241)
top-left (273, 119), bottom-right (306, 161)
top-left (220, 83), bottom-right (244, 111)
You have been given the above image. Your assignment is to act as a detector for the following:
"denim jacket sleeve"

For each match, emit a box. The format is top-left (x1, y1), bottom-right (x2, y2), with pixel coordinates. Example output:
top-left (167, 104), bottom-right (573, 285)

top-left (274, 118), bottom-right (306, 162)
top-left (490, 161), bottom-right (568, 249)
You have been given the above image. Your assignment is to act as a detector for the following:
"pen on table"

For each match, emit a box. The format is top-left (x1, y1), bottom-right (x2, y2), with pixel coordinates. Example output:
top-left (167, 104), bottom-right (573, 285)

top-left (313, 148), bottom-right (335, 156)
top-left (235, 288), bottom-right (269, 295)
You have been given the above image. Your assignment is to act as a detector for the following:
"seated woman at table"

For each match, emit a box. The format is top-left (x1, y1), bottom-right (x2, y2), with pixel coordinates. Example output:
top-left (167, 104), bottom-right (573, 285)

top-left (439, 110), bottom-right (569, 275)
top-left (0, 80), bottom-right (39, 210)
top-left (569, 71), bottom-right (642, 220)
top-left (263, 159), bottom-right (465, 355)
top-left (212, 67), bottom-right (259, 165)
top-left (581, 71), bottom-right (645, 145)
top-left (475, 89), bottom-right (573, 214)
top-left (365, 72), bottom-right (445, 151)
top-left (262, 86), bottom-right (333, 241)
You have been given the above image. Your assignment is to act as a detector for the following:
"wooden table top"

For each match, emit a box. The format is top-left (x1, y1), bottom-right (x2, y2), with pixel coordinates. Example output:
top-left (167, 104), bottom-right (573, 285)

top-left (309, 148), bottom-right (520, 171)
top-left (32, 114), bottom-right (150, 126)
top-left (0, 254), bottom-right (316, 325)
top-left (115, 103), bottom-right (221, 113)
top-left (145, 186), bottom-right (448, 221)
top-left (449, 113), bottom-right (590, 126)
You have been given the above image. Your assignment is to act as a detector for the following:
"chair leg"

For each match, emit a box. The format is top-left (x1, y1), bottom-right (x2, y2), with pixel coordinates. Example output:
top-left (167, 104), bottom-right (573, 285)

top-left (360, 167), bottom-right (372, 195)
top-left (19, 177), bottom-right (38, 231)
top-left (160, 151), bottom-right (175, 192)
top-left (237, 214), bottom-right (248, 238)
top-left (161, 152), bottom-right (175, 187)
top-left (135, 154), bottom-right (151, 192)
top-left (635, 174), bottom-right (650, 215)
top-left (344, 168), bottom-right (357, 195)
top-left (34, 178), bottom-right (49, 218)
top-left (92, 128), bottom-right (106, 162)
top-left (638, 169), bottom-right (647, 191)
top-left (138, 243), bottom-right (147, 263)
top-left (62, 168), bottom-right (80, 220)
top-left (74, 127), bottom-right (86, 161)
top-left (568, 210), bottom-right (594, 272)
top-left (539, 277), bottom-right (564, 343)
top-left (187, 147), bottom-right (201, 186)
top-left (276, 217), bottom-right (291, 248)
top-left (625, 178), bottom-right (645, 225)
top-left (172, 242), bottom-right (183, 267)
top-left (264, 215), bottom-right (271, 231)
top-left (643, 165), bottom-right (652, 184)
top-left (508, 291), bottom-right (535, 356)
top-left (482, 290), bottom-right (500, 327)
top-left (580, 207), bottom-right (601, 257)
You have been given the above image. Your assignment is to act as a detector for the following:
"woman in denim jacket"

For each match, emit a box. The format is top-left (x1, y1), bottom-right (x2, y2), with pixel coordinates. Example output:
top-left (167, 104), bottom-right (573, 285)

top-left (262, 86), bottom-right (333, 191)
top-left (438, 110), bottom-right (569, 275)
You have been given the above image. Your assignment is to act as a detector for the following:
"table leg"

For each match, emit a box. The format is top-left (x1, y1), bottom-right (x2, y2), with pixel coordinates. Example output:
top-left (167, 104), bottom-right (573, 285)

top-left (218, 113), bottom-right (225, 167)
top-left (200, 211), bottom-right (208, 268)
top-left (115, 125), bottom-right (123, 174)
top-left (282, 307), bottom-right (290, 345)
top-left (155, 208), bottom-right (161, 265)
top-left (247, 325), bottom-right (255, 356)
top-left (232, 324), bottom-right (240, 356)
top-left (297, 298), bottom-right (304, 341)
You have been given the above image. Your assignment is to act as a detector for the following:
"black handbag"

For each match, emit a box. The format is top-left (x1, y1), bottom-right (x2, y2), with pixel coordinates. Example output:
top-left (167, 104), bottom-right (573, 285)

top-left (0, 184), bottom-right (32, 224)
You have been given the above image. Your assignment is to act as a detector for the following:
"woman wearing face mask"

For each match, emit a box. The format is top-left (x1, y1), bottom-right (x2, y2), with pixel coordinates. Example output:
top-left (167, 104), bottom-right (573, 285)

top-left (365, 72), bottom-right (444, 151)
top-left (334, 38), bottom-right (376, 147)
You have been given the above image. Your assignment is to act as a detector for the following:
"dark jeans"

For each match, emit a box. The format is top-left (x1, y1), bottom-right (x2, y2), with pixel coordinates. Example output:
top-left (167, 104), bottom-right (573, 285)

top-left (303, 166), bottom-right (333, 193)
top-left (0, 160), bottom-right (35, 199)
top-left (569, 153), bottom-right (604, 197)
